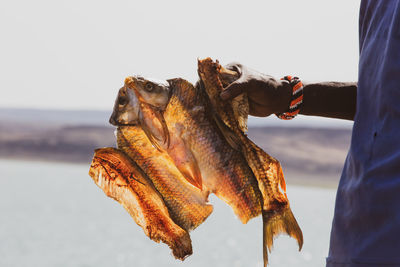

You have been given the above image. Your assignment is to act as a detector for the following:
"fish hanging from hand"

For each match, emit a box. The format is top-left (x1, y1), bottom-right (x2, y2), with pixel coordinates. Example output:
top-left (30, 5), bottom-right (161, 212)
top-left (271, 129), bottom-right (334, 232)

top-left (91, 58), bottom-right (303, 266)
top-left (197, 58), bottom-right (303, 266)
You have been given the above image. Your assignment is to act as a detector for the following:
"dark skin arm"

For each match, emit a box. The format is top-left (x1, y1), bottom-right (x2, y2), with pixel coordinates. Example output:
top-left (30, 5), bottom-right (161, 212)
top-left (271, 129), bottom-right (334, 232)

top-left (220, 63), bottom-right (357, 121)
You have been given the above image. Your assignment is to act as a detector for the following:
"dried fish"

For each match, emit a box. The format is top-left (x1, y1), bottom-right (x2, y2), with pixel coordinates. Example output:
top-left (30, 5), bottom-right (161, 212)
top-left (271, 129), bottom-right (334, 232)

top-left (198, 58), bottom-right (303, 266)
top-left (88, 147), bottom-right (192, 260)
top-left (95, 58), bottom-right (303, 266)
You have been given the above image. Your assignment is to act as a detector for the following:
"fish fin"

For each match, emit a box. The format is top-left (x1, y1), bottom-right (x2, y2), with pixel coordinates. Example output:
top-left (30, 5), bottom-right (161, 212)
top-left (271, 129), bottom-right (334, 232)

top-left (138, 102), bottom-right (170, 150)
top-left (212, 113), bottom-right (241, 151)
top-left (138, 108), bottom-right (162, 151)
top-left (167, 78), bottom-right (204, 109)
top-left (168, 127), bottom-right (203, 190)
top-left (169, 232), bottom-right (193, 261)
top-left (263, 216), bottom-right (268, 267)
top-left (262, 206), bottom-right (303, 266)
top-left (153, 107), bottom-right (170, 148)
top-left (177, 158), bottom-right (203, 190)
top-left (278, 163), bottom-right (287, 197)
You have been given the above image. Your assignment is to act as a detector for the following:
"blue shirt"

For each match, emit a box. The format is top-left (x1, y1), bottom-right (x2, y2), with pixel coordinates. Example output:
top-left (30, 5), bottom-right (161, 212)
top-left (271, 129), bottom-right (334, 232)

top-left (327, 1), bottom-right (400, 266)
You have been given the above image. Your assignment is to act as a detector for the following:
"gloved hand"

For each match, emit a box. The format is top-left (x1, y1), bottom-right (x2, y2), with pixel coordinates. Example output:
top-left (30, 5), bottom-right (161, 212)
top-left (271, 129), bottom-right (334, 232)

top-left (221, 63), bottom-right (292, 117)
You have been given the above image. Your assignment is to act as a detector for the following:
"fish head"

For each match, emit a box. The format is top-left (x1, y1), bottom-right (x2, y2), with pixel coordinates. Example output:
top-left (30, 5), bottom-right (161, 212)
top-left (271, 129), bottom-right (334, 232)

top-left (109, 76), bottom-right (171, 150)
top-left (109, 76), bottom-right (170, 127)
top-left (125, 76), bottom-right (170, 110)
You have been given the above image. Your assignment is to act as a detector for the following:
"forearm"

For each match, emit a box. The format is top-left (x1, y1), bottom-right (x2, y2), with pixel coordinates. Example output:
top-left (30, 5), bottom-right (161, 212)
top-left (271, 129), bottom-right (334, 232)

top-left (299, 82), bottom-right (357, 120)
top-left (220, 63), bottom-right (358, 120)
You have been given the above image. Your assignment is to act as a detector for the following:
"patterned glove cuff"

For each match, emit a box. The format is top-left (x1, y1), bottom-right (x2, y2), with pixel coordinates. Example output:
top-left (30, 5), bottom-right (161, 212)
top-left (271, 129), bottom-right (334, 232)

top-left (276, 76), bottom-right (304, 120)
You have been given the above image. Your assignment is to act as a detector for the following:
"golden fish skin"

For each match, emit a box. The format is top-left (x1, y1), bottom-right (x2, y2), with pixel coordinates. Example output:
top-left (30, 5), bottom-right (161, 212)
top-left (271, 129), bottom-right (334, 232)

top-left (197, 58), bottom-right (303, 266)
top-left (88, 147), bottom-right (192, 260)
top-left (122, 76), bottom-right (204, 190)
top-left (164, 78), bottom-right (263, 224)
top-left (116, 126), bottom-right (213, 231)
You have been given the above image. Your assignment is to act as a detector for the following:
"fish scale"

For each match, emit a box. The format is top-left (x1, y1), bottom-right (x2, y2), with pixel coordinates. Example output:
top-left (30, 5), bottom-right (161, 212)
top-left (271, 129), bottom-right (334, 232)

top-left (117, 126), bottom-right (213, 231)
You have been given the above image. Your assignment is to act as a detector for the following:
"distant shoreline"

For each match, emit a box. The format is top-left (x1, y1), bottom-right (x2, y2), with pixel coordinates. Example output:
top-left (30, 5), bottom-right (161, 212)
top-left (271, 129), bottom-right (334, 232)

top-left (0, 108), bottom-right (350, 189)
top-left (0, 156), bottom-right (340, 189)
top-left (0, 107), bottom-right (353, 129)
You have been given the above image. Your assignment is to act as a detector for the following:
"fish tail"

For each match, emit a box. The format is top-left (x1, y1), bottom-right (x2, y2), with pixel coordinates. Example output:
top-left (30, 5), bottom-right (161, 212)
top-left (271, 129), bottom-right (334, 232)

top-left (262, 216), bottom-right (268, 267)
top-left (169, 231), bottom-right (193, 260)
top-left (262, 206), bottom-right (303, 266)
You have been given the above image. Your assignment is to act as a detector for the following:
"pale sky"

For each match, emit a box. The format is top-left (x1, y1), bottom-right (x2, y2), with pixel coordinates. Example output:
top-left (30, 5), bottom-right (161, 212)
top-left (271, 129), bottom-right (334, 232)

top-left (0, 0), bottom-right (360, 127)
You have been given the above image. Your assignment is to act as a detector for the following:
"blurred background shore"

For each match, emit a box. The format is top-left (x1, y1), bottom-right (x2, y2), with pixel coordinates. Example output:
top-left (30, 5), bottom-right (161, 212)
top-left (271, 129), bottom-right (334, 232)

top-left (0, 107), bottom-right (351, 187)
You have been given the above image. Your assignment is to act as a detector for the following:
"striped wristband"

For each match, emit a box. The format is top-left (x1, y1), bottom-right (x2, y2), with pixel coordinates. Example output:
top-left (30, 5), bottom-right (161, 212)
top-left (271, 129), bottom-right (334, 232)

top-left (276, 76), bottom-right (304, 120)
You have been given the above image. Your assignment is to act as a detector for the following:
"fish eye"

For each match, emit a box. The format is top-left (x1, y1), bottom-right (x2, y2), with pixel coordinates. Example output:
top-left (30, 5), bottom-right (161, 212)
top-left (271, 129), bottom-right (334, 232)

top-left (118, 97), bottom-right (128, 106)
top-left (144, 82), bottom-right (154, 92)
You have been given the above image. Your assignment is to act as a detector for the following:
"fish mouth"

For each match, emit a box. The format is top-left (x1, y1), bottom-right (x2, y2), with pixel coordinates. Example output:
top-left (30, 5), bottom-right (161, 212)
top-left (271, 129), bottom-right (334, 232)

top-left (109, 115), bottom-right (119, 126)
top-left (109, 110), bottom-right (140, 127)
top-left (109, 120), bottom-right (138, 127)
top-left (137, 104), bottom-right (170, 150)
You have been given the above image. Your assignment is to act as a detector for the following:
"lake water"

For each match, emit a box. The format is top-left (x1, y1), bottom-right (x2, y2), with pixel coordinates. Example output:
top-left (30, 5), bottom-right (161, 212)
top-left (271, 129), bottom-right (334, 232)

top-left (0, 159), bottom-right (337, 267)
